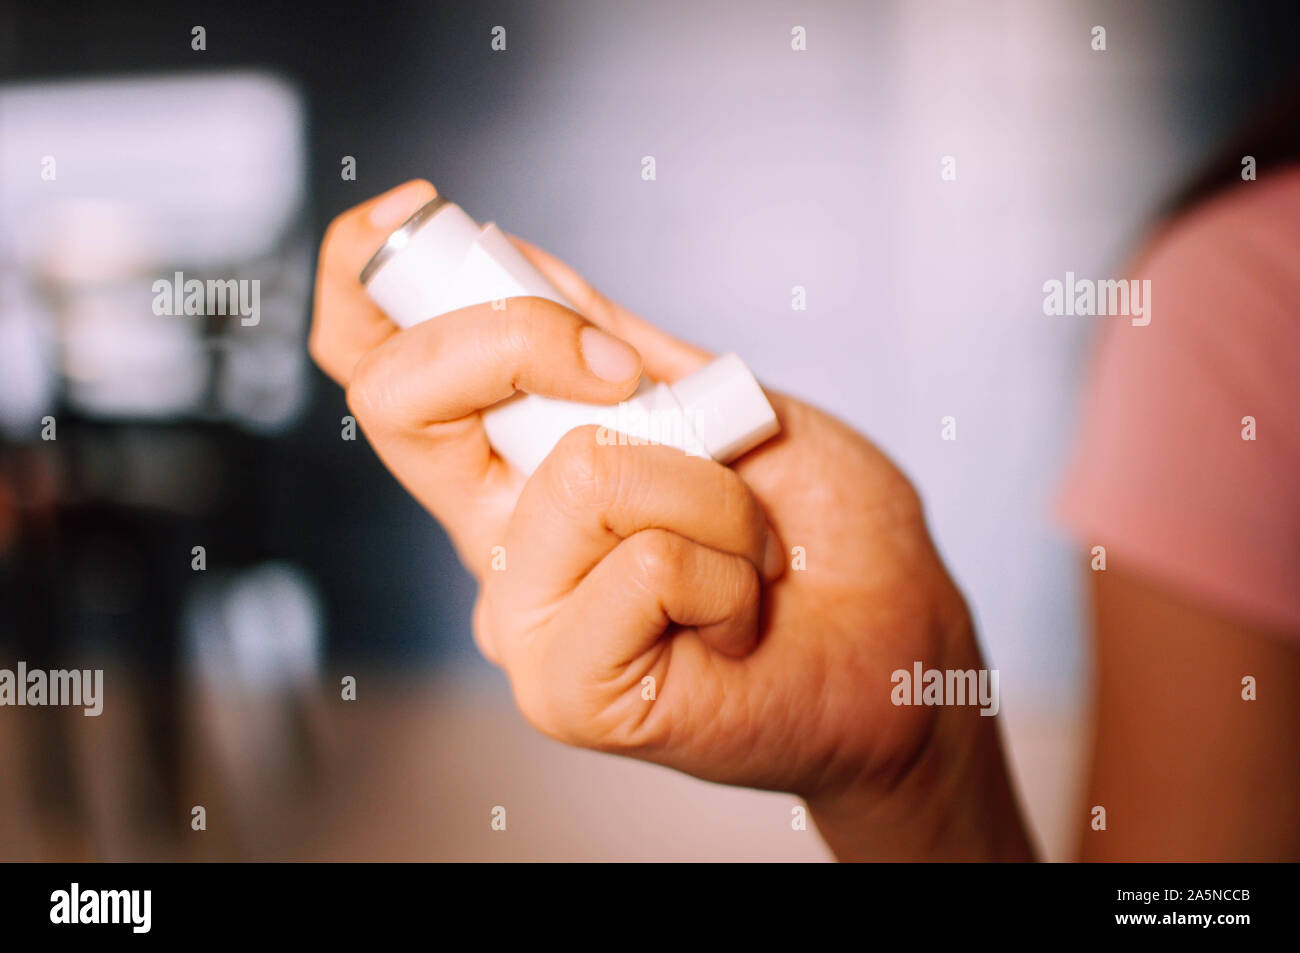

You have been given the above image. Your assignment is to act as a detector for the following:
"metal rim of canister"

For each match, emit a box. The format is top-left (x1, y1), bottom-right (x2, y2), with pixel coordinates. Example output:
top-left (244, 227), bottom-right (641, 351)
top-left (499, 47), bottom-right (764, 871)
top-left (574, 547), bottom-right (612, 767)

top-left (359, 195), bottom-right (451, 286)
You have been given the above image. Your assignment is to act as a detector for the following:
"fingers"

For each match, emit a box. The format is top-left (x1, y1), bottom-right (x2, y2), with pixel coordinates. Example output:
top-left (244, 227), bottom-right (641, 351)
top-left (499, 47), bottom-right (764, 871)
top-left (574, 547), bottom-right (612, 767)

top-left (493, 525), bottom-right (759, 748)
top-left (501, 529), bottom-right (760, 745)
top-left (493, 427), bottom-right (777, 627)
top-left (574, 529), bottom-right (762, 660)
top-left (345, 297), bottom-right (644, 521)
top-left (347, 296), bottom-right (642, 434)
top-left (312, 187), bottom-right (709, 393)
top-left (508, 234), bottom-right (713, 383)
top-left (310, 179), bottom-right (438, 386)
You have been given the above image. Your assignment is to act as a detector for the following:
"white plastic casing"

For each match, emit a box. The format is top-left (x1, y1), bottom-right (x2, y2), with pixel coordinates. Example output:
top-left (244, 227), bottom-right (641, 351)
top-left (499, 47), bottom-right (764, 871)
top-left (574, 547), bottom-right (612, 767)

top-left (361, 197), bottom-right (780, 475)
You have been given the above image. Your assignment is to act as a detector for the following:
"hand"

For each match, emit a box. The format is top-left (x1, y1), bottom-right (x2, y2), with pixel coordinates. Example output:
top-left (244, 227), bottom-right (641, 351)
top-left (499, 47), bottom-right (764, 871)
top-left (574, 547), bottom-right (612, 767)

top-left (311, 181), bottom-right (1034, 860)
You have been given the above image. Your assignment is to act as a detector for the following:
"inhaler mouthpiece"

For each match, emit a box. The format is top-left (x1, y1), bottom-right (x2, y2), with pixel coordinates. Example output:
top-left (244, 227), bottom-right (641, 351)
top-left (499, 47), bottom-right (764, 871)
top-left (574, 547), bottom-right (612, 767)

top-left (360, 195), bottom-right (779, 475)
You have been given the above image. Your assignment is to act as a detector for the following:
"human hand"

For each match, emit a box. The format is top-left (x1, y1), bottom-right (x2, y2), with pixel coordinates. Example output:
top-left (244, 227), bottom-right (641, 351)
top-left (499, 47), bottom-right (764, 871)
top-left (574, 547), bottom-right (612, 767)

top-left (311, 180), bottom-right (1033, 859)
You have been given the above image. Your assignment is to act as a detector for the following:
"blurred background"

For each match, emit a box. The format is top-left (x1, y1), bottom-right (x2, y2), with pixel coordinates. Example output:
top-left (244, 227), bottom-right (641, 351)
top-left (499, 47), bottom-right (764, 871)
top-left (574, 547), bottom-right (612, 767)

top-left (0, 0), bottom-right (1296, 860)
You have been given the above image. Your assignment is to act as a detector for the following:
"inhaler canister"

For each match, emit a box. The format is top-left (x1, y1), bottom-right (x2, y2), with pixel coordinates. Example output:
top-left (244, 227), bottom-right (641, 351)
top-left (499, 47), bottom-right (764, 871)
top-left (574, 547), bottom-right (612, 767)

top-left (360, 195), bottom-right (780, 475)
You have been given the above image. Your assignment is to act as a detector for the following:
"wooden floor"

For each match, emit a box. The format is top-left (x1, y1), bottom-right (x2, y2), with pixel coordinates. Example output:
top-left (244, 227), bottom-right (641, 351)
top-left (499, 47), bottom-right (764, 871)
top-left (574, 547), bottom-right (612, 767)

top-left (0, 664), bottom-right (1084, 861)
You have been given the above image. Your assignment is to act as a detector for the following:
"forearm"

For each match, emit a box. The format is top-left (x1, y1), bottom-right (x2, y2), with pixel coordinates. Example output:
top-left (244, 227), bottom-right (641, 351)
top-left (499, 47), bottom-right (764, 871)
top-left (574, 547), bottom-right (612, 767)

top-left (1079, 568), bottom-right (1300, 861)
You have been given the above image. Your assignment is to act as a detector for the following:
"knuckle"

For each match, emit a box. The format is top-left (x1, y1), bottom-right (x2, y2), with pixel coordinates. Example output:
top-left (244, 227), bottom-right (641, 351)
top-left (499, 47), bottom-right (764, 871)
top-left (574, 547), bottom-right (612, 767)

top-left (317, 209), bottom-right (352, 265)
top-left (343, 351), bottom-right (385, 426)
top-left (307, 327), bottom-right (344, 384)
top-left (343, 335), bottom-right (417, 431)
top-left (496, 305), bottom-right (538, 362)
top-left (546, 426), bottom-right (611, 508)
top-left (497, 299), bottom-right (579, 366)
top-left (629, 529), bottom-right (685, 592)
top-left (718, 466), bottom-right (764, 534)
top-left (511, 677), bottom-right (578, 746)
top-left (470, 596), bottom-right (500, 667)
top-left (306, 327), bottom-right (329, 371)
top-left (731, 557), bottom-right (762, 608)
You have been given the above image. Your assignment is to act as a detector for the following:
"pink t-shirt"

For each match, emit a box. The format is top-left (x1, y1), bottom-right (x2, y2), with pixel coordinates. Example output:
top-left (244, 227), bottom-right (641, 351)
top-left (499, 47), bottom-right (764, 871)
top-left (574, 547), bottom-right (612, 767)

top-left (1057, 167), bottom-right (1300, 635)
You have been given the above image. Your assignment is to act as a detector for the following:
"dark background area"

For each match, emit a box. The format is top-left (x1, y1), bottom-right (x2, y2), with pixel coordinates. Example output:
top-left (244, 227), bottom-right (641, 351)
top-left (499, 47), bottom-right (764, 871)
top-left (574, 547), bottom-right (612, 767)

top-left (0, 1), bottom-right (554, 670)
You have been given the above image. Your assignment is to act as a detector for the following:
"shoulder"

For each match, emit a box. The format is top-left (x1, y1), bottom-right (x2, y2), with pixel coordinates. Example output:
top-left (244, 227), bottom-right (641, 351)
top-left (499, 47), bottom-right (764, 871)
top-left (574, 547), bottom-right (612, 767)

top-left (1057, 166), bottom-right (1300, 633)
top-left (1137, 166), bottom-right (1300, 301)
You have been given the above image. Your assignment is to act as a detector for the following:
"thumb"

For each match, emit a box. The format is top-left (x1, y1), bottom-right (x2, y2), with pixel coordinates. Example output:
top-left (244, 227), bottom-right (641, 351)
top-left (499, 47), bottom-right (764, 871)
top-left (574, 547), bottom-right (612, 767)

top-left (507, 234), bottom-right (711, 383)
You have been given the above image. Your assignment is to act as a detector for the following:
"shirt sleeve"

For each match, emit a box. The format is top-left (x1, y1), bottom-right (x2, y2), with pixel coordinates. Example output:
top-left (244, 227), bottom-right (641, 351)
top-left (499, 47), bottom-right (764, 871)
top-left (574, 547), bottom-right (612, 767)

top-left (1056, 171), bottom-right (1300, 635)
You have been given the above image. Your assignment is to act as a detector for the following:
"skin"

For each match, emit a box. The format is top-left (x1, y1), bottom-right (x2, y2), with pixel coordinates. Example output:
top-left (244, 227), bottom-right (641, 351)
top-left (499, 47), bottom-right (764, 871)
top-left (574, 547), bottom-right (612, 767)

top-left (312, 180), bottom-right (1296, 861)
top-left (1081, 567), bottom-right (1300, 861)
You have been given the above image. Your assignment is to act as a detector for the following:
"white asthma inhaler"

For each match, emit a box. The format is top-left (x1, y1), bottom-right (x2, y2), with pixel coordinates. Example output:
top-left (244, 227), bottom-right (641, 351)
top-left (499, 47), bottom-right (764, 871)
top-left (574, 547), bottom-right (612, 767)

top-left (359, 193), bottom-right (780, 476)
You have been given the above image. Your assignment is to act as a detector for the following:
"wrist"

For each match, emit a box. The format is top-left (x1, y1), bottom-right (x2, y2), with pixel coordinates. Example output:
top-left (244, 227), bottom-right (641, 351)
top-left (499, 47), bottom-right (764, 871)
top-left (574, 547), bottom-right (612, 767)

top-left (810, 723), bottom-right (1036, 861)
top-left (807, 620), bottom-right (1038, 862)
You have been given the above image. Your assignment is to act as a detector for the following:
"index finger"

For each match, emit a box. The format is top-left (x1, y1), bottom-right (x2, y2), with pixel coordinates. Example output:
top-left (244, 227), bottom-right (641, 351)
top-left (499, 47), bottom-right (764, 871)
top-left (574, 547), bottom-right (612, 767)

top-left (309, 179), bottom-right (439, 386)
top-left (507, 233), bottom-right (712, 383)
